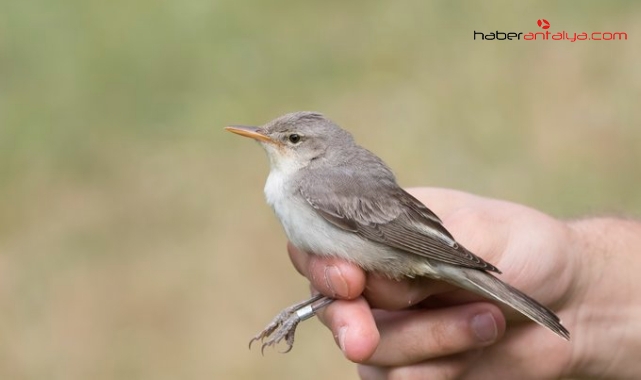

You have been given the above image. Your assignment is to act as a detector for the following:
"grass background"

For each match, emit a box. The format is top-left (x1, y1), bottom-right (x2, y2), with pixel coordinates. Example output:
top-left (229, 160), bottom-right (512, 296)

top-left (1, 1), bottom-right (639, 379)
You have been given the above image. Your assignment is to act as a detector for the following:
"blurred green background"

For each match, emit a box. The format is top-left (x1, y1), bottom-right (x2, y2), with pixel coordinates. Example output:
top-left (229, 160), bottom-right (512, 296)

top-left (1, 0), bottom-right (639, 379)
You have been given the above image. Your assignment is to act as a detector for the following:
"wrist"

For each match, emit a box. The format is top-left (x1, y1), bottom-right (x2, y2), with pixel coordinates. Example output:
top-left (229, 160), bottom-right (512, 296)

top-left (565, 218), bottom-right (641, 378)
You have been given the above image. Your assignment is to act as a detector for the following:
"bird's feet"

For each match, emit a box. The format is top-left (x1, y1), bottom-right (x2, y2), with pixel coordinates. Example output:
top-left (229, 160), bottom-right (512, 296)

top-left (249, 294), bottom-right (334, 354)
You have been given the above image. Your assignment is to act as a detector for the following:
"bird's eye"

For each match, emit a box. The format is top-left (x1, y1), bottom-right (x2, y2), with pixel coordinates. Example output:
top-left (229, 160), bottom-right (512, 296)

top-left (288, 134), bottom-right (301, 144)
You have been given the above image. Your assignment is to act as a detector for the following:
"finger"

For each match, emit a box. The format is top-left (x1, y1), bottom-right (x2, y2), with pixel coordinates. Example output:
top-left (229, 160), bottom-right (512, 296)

top-left (287, 242), bottom-right (309, 276)
top-left (287, 242), bottom-right (366, 300)
top-left (357, 350), bottom-right (480, 380)
top-left (363, 273), bottom-right (456, 310)
top-left (316, 297), bottom-right (380, 363)
top-left (456, 325), bottom-right (572, 380)
top-left (364, 302), bottom-right (505, 366)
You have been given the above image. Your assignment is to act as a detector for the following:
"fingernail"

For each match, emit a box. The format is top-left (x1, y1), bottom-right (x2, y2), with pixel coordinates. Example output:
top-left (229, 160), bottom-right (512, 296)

top-left (325, 265), bottom-right (348, 298)
top-left (471, 312), bottom-right (498, 344)
top-left (338, 326), bottom-right (348, 352)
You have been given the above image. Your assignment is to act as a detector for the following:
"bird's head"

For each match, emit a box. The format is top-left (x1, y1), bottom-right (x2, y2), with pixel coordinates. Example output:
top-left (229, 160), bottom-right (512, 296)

top-left (225, 111), bottom-right (353, 172)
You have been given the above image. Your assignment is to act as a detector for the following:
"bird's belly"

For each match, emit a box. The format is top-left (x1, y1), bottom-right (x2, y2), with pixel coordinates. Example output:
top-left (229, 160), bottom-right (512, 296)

top-left (270, 197), bottom-right (437, 279)
top-left (273, 196), bottom-right (363, 258)
top-left (264, 172), bottom-right (437, 278)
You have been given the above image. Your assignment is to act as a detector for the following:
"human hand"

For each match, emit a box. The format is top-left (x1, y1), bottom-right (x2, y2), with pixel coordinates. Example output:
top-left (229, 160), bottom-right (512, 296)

top-left (289, 188), bottom-right (587, 379)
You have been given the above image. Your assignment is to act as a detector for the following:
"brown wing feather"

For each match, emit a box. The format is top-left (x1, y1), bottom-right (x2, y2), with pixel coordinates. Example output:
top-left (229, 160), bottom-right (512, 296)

top-left (356, 211), bottom-right (500, 273)
top-left (298, 166), bottom-right (500, 273)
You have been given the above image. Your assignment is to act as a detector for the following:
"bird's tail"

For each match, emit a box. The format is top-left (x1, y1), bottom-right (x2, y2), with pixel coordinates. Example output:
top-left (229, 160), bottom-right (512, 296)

top-left (440, 266), bottom-right (570, 340)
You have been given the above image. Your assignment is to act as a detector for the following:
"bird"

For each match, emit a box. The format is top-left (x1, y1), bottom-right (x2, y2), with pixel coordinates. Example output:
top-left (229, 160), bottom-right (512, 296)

top-left (225, 111), bottom-right (570, 353)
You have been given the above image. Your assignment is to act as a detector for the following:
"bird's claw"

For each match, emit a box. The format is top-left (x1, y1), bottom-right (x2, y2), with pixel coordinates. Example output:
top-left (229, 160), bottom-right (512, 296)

top-left (249, 309), bottom-right (301, 354)
top-left (249, 294), bottom-right (331, 354)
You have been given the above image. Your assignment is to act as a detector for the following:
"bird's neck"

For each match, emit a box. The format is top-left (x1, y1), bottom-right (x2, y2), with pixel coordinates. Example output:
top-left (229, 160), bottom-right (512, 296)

top-left (264, 163), bottom-right (300, 209)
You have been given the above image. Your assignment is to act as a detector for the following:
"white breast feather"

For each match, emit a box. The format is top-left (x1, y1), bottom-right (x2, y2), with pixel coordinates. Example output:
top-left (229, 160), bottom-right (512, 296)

top-left (264, 167), bottom-right (375, 263)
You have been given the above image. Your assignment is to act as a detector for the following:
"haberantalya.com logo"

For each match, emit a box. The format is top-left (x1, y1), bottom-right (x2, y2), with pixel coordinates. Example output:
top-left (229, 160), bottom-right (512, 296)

top-left (474, 19), bottom-right (628, 42)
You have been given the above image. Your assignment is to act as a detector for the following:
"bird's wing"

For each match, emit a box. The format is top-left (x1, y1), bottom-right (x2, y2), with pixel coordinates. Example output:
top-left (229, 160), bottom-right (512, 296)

top-left (298, 168), bottom-right (500, 273)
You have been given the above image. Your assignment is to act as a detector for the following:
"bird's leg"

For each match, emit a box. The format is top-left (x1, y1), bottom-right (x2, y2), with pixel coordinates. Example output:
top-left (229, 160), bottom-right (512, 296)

top-left (249, 294), bottom-right (334, 354)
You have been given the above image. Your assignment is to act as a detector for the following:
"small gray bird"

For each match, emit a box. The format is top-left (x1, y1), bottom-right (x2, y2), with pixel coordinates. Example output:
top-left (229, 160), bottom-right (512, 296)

top-left (226, 111), bottom-right (569, 353)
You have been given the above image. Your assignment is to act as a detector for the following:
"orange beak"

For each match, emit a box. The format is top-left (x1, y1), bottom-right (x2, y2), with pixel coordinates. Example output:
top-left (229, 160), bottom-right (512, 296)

top-left (225, 125), bottom-right (273, 143)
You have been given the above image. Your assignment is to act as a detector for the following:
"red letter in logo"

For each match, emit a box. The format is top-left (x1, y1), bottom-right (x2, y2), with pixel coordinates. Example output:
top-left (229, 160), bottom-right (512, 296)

top-left (537, 19), bottom-right (550, 29)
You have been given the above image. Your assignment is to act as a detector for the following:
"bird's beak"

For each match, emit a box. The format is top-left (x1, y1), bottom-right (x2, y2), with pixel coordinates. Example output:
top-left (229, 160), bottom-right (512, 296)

top-left (225, 125), bottom-right (274, 143)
